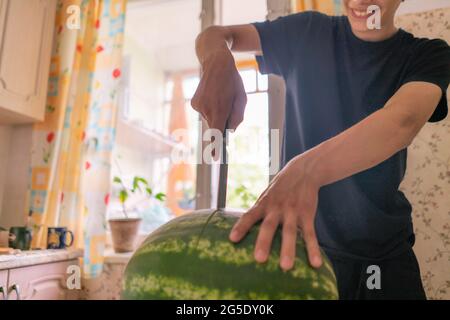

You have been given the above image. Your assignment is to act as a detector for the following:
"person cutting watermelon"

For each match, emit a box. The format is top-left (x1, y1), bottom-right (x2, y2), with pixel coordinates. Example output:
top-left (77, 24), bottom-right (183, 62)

top-left (191, 0), bottom-right (450, 299)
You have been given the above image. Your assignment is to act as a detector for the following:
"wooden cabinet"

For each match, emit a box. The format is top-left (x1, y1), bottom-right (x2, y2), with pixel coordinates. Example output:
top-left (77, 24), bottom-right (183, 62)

top-left (0, 269), bottom-right (7, 300)
top-left (1, 259), bottom-right (80, 300)
top-left (0, 0), bottom-right (57, 124)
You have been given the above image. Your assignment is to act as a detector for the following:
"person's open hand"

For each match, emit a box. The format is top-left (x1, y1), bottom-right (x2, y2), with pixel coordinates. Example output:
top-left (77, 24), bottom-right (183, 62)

top-left (229, 155), bottom-right (323, 271)
top-left (191, 49), bottom-right (247, 133)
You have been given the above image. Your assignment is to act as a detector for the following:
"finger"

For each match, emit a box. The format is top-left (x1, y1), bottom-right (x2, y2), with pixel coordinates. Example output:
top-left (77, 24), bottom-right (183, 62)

top-left (254, 213), bottom-right (280, 263)
top-left (198, 111), bottom-right (209, 124)
top-left (210, 111), bottom-right (227, 134)
top-left (229, 207), bottom-right (263, 243)
top-left (190, 93), bottom-right (200, 111)
top-left (208, 114), bottom-right (225, 161)
top-left (228, 92), bottom-right (247, 131)
top-left (190, 82), bottom-right (205, 113)
top-left (280, 213), bottom-right (298, 271)
top-left (301, 221), bottom-right (322, 268)
top-left (192, 97), bottom-right (210, 127)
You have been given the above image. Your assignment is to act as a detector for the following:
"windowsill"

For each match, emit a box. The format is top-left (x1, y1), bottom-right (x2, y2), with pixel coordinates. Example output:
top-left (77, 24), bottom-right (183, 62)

top-left (103, 248), bottom-right (133, 264)
top-left (103, 232), bottom-right (147, 264)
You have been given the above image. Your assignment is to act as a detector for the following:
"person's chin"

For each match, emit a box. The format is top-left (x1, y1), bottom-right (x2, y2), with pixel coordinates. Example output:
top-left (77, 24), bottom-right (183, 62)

top-left (349, 20), bottom-right (370, 32)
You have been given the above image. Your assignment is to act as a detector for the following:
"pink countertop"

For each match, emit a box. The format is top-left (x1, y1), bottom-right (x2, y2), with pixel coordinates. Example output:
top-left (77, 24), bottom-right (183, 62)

top-left (0, 248), bottom-right (83, 270)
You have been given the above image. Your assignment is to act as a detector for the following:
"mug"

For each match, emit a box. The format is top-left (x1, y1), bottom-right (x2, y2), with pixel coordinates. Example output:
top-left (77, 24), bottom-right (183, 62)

top-left (47, 227), bottom-right (74, 249)
top-left (9, 227), bottom-right (33, 250)
top-left (0, 230), bottom-right (10, 247)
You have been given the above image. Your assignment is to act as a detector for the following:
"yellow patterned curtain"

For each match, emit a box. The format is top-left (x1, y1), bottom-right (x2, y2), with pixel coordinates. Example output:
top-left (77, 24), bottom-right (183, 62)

top-left (27, 0), bottom-right (127, 278)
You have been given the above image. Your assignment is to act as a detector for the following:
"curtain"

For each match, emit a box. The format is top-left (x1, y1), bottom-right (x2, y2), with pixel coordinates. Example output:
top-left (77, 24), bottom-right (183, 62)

top-left (27, 0), bottom-right (127, 278)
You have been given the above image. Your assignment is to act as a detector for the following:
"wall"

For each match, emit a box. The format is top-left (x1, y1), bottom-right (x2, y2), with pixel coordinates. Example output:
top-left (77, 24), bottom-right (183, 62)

top-left (122, 36), bottom-right (166, 132)
top-left (396, 6), bottom-right (450, 300)
top-left (0, 126), bottom-right (12, 221)
top-left (81, 257), bottom-right (128, 299)
top-left (0, 125), bottom-right (33, 228)
top-left (396, 0), bottom-right (450, 16)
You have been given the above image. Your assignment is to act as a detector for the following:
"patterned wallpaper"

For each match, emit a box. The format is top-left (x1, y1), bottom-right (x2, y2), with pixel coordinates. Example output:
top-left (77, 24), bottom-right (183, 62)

top-left (81, 258), bottom-right (126, 300)
top-left (396, 8), bottom-right (450, 300)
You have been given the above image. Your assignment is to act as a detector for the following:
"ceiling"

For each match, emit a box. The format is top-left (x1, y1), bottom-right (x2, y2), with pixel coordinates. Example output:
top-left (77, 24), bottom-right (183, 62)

top-left (125, 0), bottom-right (267, 72)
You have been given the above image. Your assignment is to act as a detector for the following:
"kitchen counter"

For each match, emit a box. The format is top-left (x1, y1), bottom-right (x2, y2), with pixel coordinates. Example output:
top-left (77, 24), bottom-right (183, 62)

top-left (0, 249), bottom-right (83, 270)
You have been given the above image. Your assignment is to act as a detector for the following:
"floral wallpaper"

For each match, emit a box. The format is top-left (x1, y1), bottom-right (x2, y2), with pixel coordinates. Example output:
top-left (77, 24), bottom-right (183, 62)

top-left (396, 8), bottom-right (450, 300)
top-left (81, 259), bottom-right (126, 299)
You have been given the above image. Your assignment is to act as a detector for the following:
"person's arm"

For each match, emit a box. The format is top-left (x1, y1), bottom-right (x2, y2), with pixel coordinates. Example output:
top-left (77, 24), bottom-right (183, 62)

top-left (229, 81), bottom-right (444, 271)
top-left (303, 82), bottom-right (443, 186)
top-left (192, 24), bottom-right (261, 132)
top-left (196, 25), bottom-right (262, 60)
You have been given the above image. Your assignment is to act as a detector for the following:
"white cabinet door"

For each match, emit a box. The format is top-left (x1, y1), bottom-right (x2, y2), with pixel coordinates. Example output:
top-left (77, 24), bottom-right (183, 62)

top-left (0, 0), bottom-right (56, 124)
top-left (0, 269), bottom-right (7, 300)
top-left (7, 259), bottom-right (80, 300)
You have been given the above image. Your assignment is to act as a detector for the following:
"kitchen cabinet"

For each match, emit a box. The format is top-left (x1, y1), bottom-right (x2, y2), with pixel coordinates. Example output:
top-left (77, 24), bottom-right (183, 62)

top-left (0, 269), bottom-right (7, 300)
top-left (0, 249), bottom-right (83, 300)
top-left (0, 0), bottom-right (57, 124)
top-left (6, 260), bottom-right (79, 300)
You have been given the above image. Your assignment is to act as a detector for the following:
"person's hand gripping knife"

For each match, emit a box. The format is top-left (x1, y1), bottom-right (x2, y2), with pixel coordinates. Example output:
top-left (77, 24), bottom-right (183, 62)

top-left (192, 24), bottom-right (444, 272)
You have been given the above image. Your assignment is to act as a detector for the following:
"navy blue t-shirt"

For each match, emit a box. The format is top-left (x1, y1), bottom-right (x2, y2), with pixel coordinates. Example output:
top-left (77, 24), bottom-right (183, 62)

top-left (253, 12), bottom-right (450, 260)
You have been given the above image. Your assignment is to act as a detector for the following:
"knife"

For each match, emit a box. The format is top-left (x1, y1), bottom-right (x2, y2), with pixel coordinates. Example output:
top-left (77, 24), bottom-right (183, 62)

top-left (216, 123), bottom-right (229, 210)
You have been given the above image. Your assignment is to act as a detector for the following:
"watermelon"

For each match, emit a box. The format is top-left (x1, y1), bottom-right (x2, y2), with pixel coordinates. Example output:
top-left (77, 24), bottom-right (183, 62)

top-left (122, 209), bottom-right (338, 300)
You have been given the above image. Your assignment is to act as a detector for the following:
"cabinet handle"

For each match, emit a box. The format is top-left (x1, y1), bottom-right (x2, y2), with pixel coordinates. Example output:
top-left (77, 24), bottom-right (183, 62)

top-left (8, 284), bottom-right (20, 300)
top-left (0, 286), bottom-right (5, 300)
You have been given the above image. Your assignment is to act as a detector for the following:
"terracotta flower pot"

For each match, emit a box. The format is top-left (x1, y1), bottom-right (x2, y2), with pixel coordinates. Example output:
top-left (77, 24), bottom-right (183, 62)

top-left (109, 218), bottom-right (141, 253)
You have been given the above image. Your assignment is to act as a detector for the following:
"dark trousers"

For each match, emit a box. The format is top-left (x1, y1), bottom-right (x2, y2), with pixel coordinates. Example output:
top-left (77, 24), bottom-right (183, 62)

top-left (325, 247), bottom-right (427, 300)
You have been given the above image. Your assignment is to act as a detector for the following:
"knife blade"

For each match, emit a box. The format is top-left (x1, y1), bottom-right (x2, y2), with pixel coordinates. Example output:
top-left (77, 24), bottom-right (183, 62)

top-left (216, 124), bottom-right (228, 210)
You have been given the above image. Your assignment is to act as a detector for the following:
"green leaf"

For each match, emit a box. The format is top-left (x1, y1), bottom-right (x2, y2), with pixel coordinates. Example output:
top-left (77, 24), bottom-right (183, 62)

top-left (146, 187), bottom-right (153, 197)
top-left (132, 177), bottom-right (138, 192)
top-left (119, 189), bottom-right (128, 204)
top-left (132, 176), bottom-right (148, 192)
top-left (155, 192), bottom-right (166, 202)
top-left (113, 176), bottom-right (122, 184)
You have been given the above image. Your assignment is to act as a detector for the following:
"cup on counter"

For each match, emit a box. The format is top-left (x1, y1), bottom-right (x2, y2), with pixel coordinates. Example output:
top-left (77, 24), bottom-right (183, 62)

top-left (47, 227), bottom-right (74, 249)
top-left (8, 227), bottom-right (33, 250)
top-left (0, 230), bottom-right (10, 247)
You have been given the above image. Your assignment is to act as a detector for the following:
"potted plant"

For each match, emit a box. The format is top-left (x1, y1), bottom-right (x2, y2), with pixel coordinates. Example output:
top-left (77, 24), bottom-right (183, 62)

top-left (109, 175), bottom-right (166, 253)
top-left (230, 183), bottom-right (258, 209)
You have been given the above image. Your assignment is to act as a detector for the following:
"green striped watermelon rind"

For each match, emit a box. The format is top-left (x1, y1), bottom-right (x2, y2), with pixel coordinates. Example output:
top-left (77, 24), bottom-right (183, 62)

top-left (122, 209), bottom-right (338, 300)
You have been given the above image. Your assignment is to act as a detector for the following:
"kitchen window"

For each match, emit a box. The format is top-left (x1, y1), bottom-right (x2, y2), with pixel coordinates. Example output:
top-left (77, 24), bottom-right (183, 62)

top-left (108, 0), bottom-right (275, 236)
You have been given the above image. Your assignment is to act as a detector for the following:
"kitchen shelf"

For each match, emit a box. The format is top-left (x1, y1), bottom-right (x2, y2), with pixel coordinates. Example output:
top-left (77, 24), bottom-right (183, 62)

top-left (115, 118), bottom-right (187, 157)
